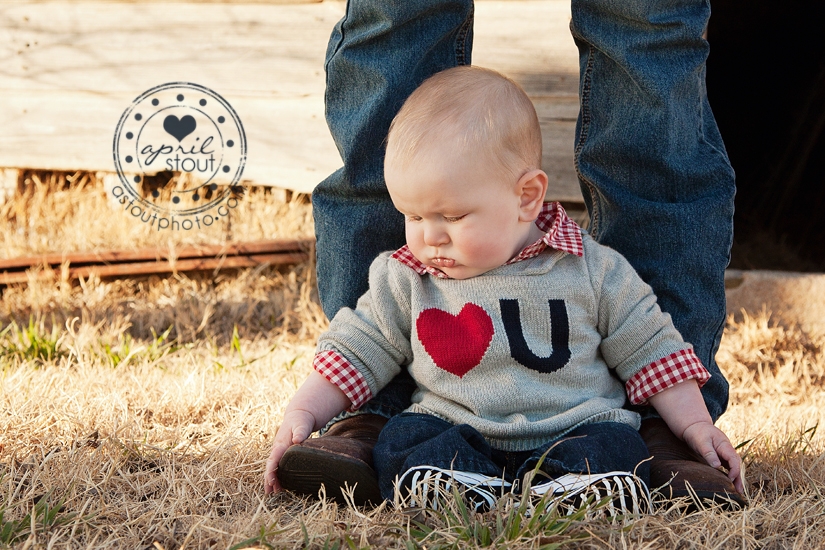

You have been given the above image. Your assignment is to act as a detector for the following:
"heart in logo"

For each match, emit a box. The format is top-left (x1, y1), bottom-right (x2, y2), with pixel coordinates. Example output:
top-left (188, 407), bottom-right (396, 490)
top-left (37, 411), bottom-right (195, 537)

top-left (416, 303), bottom-right (494, 378)
top-left (163, 115), bottom-right (196, 142)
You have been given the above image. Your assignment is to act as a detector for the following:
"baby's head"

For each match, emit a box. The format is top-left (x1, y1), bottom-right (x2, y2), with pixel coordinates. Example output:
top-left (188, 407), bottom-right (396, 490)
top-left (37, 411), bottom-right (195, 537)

top-left (385, 66), bottom-right (548, 279)
top-left (386, 65), bottom-right (542, 181)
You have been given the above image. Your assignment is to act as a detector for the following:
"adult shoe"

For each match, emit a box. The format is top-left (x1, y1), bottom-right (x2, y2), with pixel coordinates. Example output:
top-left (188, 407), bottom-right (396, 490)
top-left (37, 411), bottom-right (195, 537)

top-left (277, 414), bottom-right (386, 506)
top-left (641, 418), bottom-right (747, 508)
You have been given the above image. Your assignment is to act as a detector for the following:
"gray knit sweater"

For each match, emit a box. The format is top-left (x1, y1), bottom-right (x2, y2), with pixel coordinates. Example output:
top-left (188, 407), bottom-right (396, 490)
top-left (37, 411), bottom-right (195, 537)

top-left (318, 233), bottom-right (692, 451)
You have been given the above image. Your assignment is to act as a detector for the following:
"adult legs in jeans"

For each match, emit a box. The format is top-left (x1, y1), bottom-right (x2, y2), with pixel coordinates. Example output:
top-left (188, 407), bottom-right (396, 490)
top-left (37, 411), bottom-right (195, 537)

top-left (569, 0), bottom-right (742, 505)
top-left (570, 0), bottom-right (735, 423)
top-left (312, 0), bottom-right (474, 320)
top-left (280, 0), bottom-right (742, 505)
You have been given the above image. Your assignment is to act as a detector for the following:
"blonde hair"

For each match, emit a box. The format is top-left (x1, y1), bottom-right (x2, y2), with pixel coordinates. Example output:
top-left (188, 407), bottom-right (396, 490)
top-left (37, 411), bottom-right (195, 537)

top-left (386, 66), bottom-right (542, 180)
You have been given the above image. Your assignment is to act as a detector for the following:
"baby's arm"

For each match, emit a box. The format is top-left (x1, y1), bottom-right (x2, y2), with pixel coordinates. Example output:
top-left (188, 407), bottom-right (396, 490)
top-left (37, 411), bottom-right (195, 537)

top-left (264, 371), bottom-right (351, 494)
top-left (648, 380), bottom-right (744, 493)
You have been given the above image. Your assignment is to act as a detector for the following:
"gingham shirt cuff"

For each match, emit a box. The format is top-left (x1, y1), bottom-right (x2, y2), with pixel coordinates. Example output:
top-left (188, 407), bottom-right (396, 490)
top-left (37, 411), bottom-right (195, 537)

top-left (625, 348), bottom-right (711, 405)
top-left (313, 350), bottom-right (373, 411)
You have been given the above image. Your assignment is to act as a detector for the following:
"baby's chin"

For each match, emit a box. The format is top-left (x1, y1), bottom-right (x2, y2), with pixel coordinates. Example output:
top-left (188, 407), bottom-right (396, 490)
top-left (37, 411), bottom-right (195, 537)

top-left (418, 255), bottom-right (495, 279)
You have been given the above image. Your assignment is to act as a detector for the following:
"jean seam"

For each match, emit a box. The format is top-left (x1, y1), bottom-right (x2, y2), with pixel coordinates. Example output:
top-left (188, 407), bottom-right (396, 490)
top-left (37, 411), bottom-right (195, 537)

top-left (573, 42), bottom-right (601, 238)
top-left (697, 70), bottom-right (736, 179)
top-left (323, 1), bottom-right (349, 84)
top-left (455, 3), bottom-right (474, 66)
top-left (706, 313), bottom-right (728, 423)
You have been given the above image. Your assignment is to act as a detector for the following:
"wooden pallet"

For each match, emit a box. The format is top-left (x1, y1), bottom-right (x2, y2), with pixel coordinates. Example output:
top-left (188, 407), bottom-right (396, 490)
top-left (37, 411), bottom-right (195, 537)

top-left (0, 0), bottom-right (583, 202)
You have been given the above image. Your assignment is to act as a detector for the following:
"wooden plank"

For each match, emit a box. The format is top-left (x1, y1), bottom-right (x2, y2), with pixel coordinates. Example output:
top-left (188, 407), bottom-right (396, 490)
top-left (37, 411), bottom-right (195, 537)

top-left (471, 1), bottom-right (582, 203)
top-left (0, 238), bottom-right (313, 271)
top-left (0, 2), bottom-right (340, 95)
top-left (0, 90), bottom-right (339, 194)
top-left (1, 0), bottom-right (583, 201)
top-left (0, 1), bottom-right (576, 95)
top-left (0, 252), bottom-right (310, 285)
top-left (0, 1), bottom-right (346, 193)
top-left (472, 1), bottom-right (579, 82)
top-left (534, 96), bottom-right (580, 203)
top-left (0, 169), bottom-right (20, 204)
top-left (0, 91), bottom-right (581, 199)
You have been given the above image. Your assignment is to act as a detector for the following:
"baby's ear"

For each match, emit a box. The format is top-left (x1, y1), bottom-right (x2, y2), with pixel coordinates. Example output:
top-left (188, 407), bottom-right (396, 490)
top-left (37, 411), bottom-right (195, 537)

top-left (517, 169), bottom-right (548, 220)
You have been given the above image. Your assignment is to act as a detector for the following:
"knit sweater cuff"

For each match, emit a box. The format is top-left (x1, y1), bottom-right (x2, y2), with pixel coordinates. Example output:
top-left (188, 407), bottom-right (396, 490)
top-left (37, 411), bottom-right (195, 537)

top-left (625, 348), bottom-right (711, 405)
top-left (313, 350), bottom-right (372, 411)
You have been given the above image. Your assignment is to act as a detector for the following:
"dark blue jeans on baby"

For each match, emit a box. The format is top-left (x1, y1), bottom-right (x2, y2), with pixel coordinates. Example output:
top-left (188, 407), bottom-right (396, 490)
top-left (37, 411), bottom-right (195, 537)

top-left (372, 412), bottom-right (651, 502)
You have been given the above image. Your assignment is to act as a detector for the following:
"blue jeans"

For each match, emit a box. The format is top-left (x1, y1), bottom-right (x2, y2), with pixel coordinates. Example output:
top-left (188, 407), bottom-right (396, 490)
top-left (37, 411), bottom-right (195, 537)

top-left (373, 414), bottom-right (651, 501)
top-left (313, 0), bottom-right (735, 422)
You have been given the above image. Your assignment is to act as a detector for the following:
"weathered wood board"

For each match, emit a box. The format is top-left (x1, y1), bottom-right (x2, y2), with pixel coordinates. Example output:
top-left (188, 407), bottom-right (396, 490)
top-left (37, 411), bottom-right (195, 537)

top-left (0, 0), bottom-right (582, 201)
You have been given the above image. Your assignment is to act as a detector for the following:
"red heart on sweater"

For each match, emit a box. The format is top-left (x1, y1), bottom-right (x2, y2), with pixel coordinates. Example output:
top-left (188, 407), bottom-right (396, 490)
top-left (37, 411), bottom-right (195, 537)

top-left (416, 303), bottom-right (494, 378)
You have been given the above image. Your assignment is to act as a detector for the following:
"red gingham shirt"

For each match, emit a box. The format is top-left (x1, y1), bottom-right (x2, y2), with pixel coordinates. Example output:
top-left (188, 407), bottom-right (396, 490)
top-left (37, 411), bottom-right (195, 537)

top-left (314, 202), bottom-right (709, 410)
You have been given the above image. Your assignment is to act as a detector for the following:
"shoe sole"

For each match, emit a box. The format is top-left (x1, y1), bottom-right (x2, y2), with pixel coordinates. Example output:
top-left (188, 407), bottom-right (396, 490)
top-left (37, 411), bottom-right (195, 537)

top-left (531, 472), bottom-right (651, 517)
top-left (278, 445), bottom-right (382, 506)
top-left (396, 466), bottom-right (510, 512)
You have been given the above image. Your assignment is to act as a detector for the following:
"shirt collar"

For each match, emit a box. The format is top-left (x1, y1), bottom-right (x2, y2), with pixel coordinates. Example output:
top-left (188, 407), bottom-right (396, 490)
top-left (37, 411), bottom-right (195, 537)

top-left (391, 201), bottom-right (583, 278)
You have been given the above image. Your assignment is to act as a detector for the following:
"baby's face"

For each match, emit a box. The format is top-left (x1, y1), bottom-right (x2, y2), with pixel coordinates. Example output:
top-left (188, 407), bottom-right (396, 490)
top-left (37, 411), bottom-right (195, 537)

top-left (385, 145), bottom-right (535, 279)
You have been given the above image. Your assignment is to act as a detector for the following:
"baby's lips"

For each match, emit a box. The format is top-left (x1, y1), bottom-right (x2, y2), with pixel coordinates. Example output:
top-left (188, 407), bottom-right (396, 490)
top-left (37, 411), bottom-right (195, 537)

top-left (431, 257), bottom-right (455, 267)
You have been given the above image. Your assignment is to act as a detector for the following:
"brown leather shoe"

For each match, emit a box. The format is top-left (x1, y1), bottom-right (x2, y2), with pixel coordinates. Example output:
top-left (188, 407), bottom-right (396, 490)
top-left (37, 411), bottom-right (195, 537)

top-left (641, 418), bottom-right (747, 509)
top-left (277, 414), bottom-right (387, 506)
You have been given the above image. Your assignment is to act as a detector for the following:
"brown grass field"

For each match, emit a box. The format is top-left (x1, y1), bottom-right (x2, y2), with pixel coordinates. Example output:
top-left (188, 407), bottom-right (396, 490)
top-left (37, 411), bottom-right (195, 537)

top-left (1, 172), bottom-right (824, 549)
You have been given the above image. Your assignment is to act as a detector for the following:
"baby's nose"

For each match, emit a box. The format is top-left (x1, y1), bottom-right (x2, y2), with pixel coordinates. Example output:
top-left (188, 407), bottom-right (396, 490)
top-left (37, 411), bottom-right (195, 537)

top-left (423, 225), bottom-right (449, 246)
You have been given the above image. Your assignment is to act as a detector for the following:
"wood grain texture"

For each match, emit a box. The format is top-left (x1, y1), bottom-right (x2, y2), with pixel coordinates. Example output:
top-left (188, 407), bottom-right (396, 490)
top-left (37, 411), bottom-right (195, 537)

top-left (1, 0), bottom-right (583, 202)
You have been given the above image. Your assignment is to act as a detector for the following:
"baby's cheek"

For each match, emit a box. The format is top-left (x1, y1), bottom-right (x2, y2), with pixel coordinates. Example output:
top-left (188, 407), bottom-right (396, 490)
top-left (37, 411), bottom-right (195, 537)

top-left (463, 231), bottom-right (503, 263)
top-left (405, 226), bottom-right (423, 249)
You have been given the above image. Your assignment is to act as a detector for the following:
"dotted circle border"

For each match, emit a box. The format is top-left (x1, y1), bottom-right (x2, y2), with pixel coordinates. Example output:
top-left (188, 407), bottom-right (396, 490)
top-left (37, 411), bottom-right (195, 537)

top-left (112, 82), bottom-right (247, 217)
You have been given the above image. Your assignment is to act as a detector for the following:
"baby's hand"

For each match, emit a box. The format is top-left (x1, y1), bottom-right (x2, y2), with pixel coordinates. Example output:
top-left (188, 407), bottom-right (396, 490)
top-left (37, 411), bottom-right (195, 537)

top-left (264, 409), bottom-right (316, 494)
top-left (681, 421), bottom-right (744, 493)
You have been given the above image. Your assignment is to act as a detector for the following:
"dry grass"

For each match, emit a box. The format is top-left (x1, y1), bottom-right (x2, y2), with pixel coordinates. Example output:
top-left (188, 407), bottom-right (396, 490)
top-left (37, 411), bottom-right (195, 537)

top-left (1, 174), bottom-right (824, 549)
top-left (0, 170), bottom-right (313, 258)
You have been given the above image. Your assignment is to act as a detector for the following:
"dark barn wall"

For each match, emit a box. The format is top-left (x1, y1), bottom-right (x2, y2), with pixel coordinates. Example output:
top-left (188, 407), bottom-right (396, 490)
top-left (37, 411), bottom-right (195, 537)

top-left (707, 0), bottom-right (825, 271)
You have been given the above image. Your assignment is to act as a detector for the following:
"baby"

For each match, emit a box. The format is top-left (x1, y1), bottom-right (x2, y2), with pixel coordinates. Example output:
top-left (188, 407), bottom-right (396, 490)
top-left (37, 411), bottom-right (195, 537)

top-left (265, 65), bottom-right (743, 513)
